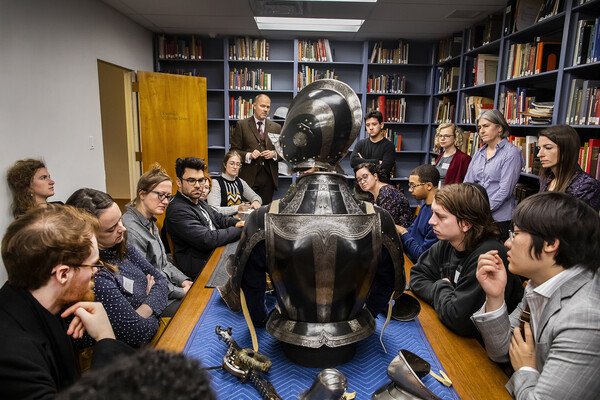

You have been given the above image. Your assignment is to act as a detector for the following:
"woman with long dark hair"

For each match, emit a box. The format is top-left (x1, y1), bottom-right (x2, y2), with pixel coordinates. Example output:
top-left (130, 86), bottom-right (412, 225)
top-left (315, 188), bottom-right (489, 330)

top-left (537, 125), bottom-right (600, 210)
top-left (7, 158), bottom-right (58, 218)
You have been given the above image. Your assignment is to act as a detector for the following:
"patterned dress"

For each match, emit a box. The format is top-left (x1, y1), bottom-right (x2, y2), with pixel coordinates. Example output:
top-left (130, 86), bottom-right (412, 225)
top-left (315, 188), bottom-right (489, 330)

top-left (374, 184), bottom-right (413, 228)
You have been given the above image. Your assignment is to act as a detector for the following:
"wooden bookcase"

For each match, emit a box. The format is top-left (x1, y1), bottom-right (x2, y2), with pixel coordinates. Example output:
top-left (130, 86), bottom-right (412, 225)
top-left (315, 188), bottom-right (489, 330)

top-left (434, 0), bottom-right (600, 188)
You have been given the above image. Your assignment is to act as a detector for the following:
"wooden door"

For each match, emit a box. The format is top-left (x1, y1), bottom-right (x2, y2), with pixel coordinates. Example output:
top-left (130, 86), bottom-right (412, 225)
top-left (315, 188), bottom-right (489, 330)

top-left (137, 71), bottom-right (207, 227)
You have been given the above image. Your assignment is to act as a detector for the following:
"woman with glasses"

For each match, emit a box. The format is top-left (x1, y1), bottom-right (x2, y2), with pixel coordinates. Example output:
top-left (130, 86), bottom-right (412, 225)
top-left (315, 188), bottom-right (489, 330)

top-left (208, 151), bottom-right (262, 215)
top-left (122, 164), bottom-right (193, 317)
top-left (464, 110), bottom-right (524, 240)
top-left (433, 123), bottom-right (471, 186)
top-left (537, 125), bottom-right (600, 211)
top-left (353, 162), bottom-right (413, 229)
top-left (66, 188), bottom-right (169, 347)
top-left (6, 158), bottom-right (60, 218)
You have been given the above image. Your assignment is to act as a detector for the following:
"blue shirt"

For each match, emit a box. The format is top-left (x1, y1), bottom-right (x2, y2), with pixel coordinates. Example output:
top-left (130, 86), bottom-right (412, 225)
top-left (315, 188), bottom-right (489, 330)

top-left (464, 139), bottom-right (524, 222)
top-left (401, 202), bottom-right (438, 263)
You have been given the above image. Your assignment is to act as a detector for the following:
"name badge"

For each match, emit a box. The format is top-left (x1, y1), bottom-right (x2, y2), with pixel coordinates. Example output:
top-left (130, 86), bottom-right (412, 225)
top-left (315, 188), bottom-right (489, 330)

top-left (122, 276), bottom-right (134, 294)
top-left (453, 270), bottom-right (461, 284)
top-left (442, 162), bottom-right (450, 169)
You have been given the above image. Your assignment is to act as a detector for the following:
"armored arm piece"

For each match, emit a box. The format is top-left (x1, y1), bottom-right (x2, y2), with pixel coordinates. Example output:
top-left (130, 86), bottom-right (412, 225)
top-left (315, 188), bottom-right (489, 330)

top-left (215, 326), bottom-right (283, 400)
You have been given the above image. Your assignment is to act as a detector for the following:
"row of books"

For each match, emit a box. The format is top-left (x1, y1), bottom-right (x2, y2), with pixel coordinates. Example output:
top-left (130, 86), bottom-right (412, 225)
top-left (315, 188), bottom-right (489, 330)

top-left (579, 139), bottom-right (600, 179)
top-left (228, 37), bottom-right (270, 61)
top-left (229, 68), bottom-right (272, 91)
top-left (505, 41), bottom-right (560, 80)
top-left (505, 0), bottom-right (564, 35)
top-left (434, 67), bottom-right (459, 94)
top-left (434, 97), bottom-right (455, 124)
top-left (297, 66), bottom-right (338, 90)
top-left (159, 69), bottom-right (203, 77)
top-left (437, 33), bottom-right (462, 63)
top-left (462, 96), bottom-right (494, 124)
top-left (229, 96), bottom-right (254, 120)
top-left (572, 18), bottom-right (600, 66)
top-left (367, 74), bottom-right (406, 94)
top-left (157, 35), bottom-right (203, 60)
top-left (367, 96), bottom-right (407, 123)
top-left (298, 39), bottom-right (333, 62)
top-left (369, 41), bottom-right (409, 64)
top-left (500, 88), bottom-right (536, 125)
top-left (465, 14), bottom-right (503, 51)
top-left (508, 135), bottom-right (540, 173)
top-left (565, 79), bottom-right (600, 125)
top-left (381, 128), bottom-right (402, 151)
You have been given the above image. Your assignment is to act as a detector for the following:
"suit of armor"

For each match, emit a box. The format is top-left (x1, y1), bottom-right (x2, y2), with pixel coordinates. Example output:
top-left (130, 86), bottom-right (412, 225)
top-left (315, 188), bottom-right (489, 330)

top-left (218, 80), bottom-right (406, 367)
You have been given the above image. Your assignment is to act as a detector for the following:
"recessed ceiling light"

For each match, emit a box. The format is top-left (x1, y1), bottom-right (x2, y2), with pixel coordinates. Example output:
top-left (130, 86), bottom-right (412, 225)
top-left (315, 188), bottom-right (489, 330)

top-left (255, 17), bottom-right (365, 32)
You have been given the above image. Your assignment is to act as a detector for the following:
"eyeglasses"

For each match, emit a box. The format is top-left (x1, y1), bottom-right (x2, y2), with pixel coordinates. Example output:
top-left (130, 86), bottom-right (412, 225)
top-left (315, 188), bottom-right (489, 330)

top-left (438, 134), bottom-right (454, 139)
top-left (151, 191), bottom-right (173, 202)
top-left (408, 183), bottom-right (427, 190)
top-left (72, 260), bottom-right (105, 271)
top-left (227, 161), bottom-right (242, 168)
top-left (356, 174), bottom-right (371, 184)
top-left (182, 177), bottom-right (207, 186)
top-left (508, 229), bottom-right (530, 241)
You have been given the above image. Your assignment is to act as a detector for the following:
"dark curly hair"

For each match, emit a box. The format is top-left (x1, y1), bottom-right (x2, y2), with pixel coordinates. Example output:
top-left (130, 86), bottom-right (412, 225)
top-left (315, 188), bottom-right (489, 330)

top-left (57, 349), bottom-right (216, 400)
top-left (6, 158), bottom-right (46, 218)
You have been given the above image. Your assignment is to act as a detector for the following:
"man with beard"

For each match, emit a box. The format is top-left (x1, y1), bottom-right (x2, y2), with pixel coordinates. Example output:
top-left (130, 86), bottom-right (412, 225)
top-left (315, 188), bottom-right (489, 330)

top-left (0, 205), bottom-right (132, 399)
top-left (165, 157), bottom-right (244, 278)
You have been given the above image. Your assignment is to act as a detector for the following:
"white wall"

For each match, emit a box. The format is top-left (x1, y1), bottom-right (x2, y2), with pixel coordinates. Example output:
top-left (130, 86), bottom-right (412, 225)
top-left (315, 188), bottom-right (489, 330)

top-left (0, 0), bottom-right (153, 285)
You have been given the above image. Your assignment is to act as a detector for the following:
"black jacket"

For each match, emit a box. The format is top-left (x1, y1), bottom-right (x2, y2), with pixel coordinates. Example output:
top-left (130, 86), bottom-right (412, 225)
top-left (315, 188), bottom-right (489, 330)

top-left (165, 192), bottom-right (242, 278)
top-left (0, 283), bottom-right (132, 400)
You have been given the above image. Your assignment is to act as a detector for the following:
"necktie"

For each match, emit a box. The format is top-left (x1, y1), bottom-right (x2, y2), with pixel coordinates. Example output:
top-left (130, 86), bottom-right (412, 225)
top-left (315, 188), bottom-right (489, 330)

top-left (257, 121), bottom-right (263, 138)
top-left (518, 304), bottom-right (531, 341)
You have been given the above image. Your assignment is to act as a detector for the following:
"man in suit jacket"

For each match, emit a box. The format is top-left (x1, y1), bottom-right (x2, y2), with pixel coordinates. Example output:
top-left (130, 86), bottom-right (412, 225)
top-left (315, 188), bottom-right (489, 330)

top-left (230, 94), bottom-right (281, 204)
top-left (0, 205), bottom-right (132, 399)
top-left (165, 157), bottom-right (244, 279)
top-left (473, 192), bottom-right (600, 400)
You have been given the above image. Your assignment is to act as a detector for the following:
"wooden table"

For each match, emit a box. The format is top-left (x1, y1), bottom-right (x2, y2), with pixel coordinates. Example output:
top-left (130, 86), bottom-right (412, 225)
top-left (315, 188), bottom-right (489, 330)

top-left (156, 250), bottom-right (511, 400)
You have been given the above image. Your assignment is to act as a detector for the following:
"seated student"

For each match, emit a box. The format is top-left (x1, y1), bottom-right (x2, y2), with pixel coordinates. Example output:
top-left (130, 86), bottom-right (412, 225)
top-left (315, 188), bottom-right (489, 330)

top-left (6, 158), bottom-right (60, 218)
top-left (66, 189), bottom-right (169, 347)
top-left (122, 164), bottom-right (193, 317)
top-left (410, 183), bottom-right (523, 336)
top-left (537, 125), bottom-right (600, 211)
top-left (199, 174), bottom-right (212, 202)
top-left (208, 150), bottom-right (262, 215)
top-left (397, 164), bottom-right (440, 263)
top-left (58, 349), bottom-right (216, 400)
top-left (0, 205), bottom-right (132, 399)
top-left (473, 192), bottom-right (600, 400)
top-left (354, 162), bottom-right (413, 228)
top-left (165, 157), bottom-right (244, 278)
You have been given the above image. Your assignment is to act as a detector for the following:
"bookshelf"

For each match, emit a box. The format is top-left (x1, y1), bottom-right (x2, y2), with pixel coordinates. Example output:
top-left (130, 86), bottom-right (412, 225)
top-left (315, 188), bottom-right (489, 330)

top-left (154, 36), bottom-right (436, 202)
top-left (432, 0), bottom-right (600, 187)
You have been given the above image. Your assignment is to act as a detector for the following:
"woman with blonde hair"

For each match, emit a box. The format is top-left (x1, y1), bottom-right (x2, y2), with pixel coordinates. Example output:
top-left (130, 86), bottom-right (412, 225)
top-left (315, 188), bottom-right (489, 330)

top-left (433, 123), bottom-right (471, 185)
top-left (6, 158), bottom-right (58, 218)
top-left (122, 164), bottom-right (193, 316)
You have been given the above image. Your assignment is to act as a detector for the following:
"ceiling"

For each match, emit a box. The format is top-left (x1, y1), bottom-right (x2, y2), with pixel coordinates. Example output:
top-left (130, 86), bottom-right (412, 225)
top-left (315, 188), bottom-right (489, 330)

top-left (100, 0), bottom-right (507, 41)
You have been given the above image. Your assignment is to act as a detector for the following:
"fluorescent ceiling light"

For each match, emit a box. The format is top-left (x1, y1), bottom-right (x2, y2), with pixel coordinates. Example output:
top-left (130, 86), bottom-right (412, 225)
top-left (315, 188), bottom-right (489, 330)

top-left (255, 17), bottom-right (365, 32)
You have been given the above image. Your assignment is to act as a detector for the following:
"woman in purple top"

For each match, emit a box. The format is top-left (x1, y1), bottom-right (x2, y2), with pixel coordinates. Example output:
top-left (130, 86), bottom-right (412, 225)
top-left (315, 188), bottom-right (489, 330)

top-left (354, 162), bottom-right (413, 228)
top-left (537, 125), bottom-right (600, 211)
top-left (464, 110), bottom-right (524, 239)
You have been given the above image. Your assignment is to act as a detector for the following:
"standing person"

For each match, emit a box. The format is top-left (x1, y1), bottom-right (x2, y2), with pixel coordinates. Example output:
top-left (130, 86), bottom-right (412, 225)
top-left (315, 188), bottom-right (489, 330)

top-left (464, 109), bottom-right (524, 240)
top-left (537, 125), bottom-right (600, 211)
top-left (164, 157), bottom-right (244, 279)
top-left (230, 94), bottom-right (281, 204)
top-left (350, 110), bottom-right (396, 176)
top-left (397, 164), bottom-right (439, 263)
top-left (354, 162), bottom-right (413, 229)
top-left (0, 205), bottom-right (132, 399)
top-left (208, 150), bottom-right (262, 216)
top-left (473, 192), bottom-right (600, 400)
top-left (122, 164), bottom-right (193, 317)
top-left (66, 189), bottom-right (169, 347)
top-left (410, 183), bottom-right (523, 336)
top-left (6, 158), bottom-right (59, 218)
top-left (433, 122), bottom-right (471, 185)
